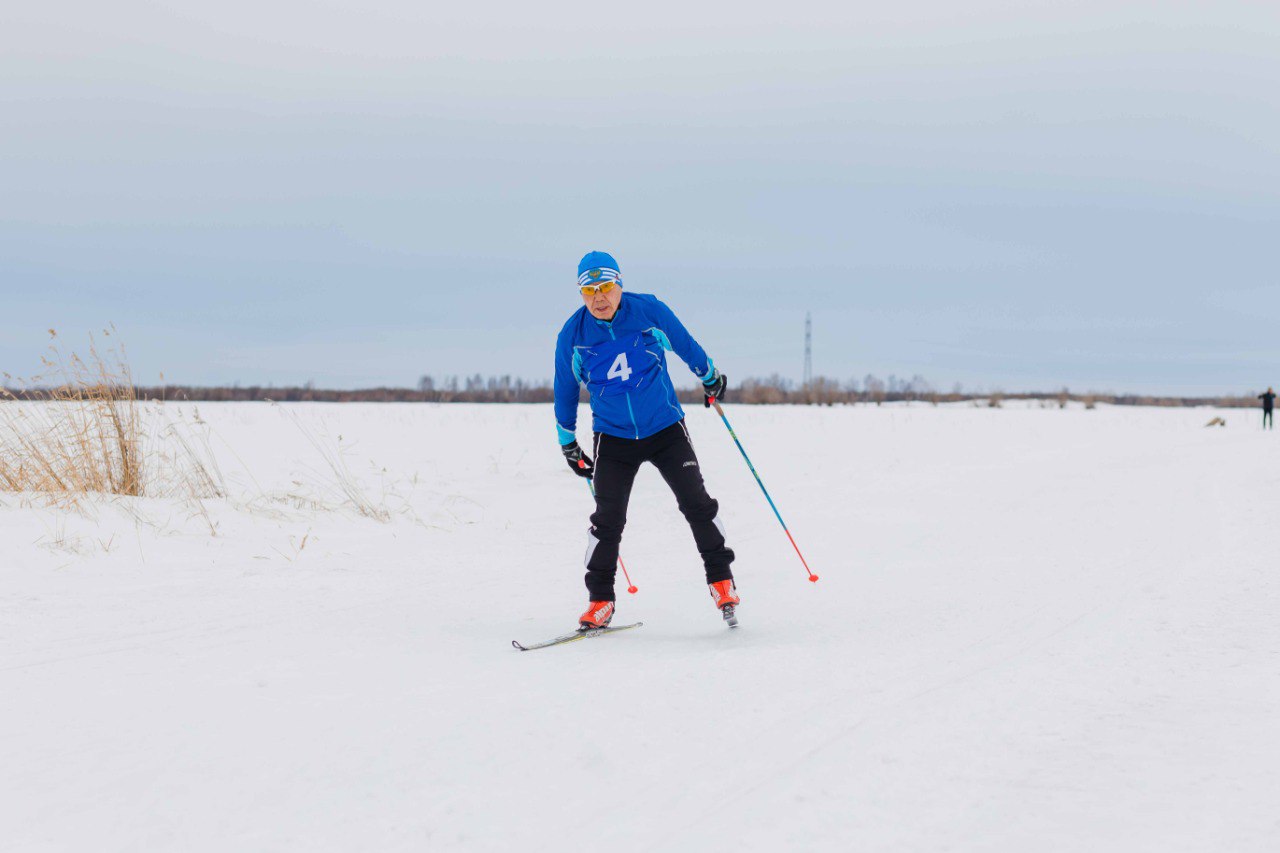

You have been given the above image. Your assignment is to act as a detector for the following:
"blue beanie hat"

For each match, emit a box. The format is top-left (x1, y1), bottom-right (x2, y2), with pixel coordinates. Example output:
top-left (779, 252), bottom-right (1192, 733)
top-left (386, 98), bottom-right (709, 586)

top-left (577, 251), bottom-right (622, 288)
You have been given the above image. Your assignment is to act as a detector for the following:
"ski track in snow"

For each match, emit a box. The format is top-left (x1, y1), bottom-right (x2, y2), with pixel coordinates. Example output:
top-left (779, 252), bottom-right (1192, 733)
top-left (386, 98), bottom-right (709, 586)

top-left (2, 402), bottom-right (1278, 852)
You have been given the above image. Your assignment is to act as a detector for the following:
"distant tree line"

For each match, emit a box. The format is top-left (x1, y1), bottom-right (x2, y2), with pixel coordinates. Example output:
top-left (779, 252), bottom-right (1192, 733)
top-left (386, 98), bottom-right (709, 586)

top-left (3, 373), bottom-right (1259, 408)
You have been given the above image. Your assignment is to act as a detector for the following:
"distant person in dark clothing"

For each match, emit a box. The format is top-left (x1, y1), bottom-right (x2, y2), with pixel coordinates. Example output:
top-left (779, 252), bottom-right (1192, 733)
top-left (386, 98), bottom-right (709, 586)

top-left (1261, 387), bottom-right (1276, 430)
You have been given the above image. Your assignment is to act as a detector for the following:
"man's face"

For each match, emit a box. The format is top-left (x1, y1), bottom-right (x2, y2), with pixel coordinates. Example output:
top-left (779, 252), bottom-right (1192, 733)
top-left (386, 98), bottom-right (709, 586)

top-left (582, 283), bottom-right (623, 320)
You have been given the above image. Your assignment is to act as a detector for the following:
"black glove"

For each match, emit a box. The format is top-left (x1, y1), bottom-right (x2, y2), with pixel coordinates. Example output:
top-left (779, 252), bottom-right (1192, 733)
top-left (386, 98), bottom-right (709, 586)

top-left (703, 371), bottom-right (727, 407)
top-left (561, 441), bottom-right (594, 478)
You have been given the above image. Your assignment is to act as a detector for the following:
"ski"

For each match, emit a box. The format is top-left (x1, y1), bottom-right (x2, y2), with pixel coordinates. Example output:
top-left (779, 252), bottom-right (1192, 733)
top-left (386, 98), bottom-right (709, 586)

top-left (512, 621), bottom-right (644, 652)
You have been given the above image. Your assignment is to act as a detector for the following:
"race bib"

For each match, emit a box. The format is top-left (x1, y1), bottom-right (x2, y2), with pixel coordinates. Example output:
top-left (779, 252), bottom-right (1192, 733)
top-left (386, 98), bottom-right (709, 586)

top-left (579, 333), bottom-right (663, 397)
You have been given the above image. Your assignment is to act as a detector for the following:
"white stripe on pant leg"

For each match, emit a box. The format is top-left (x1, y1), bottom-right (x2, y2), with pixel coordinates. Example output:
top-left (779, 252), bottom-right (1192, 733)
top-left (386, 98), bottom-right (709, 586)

top-left (713, 514), bottom-right (726, 539)
top-left (584, 529), bottom-right (601, 567)
top-left (679, 420), bottom-right (700, 460)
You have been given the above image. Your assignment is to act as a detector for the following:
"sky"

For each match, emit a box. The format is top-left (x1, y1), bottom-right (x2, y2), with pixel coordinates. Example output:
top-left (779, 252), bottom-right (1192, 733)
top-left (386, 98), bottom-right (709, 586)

top-left (2, 1), bottom-right (1278, 395)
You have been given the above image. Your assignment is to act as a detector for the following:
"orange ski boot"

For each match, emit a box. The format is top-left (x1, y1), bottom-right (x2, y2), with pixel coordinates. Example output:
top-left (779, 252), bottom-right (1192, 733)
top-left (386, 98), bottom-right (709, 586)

top-left (708, 580), bottom-right (740, 628)
top-left (578, 600), bottom-right (615, 631)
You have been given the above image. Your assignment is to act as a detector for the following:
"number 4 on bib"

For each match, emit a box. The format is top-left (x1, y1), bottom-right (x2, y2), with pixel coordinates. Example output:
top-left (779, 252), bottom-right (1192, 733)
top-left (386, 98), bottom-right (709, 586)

top-left (607, 352), bottom-right (633, 383)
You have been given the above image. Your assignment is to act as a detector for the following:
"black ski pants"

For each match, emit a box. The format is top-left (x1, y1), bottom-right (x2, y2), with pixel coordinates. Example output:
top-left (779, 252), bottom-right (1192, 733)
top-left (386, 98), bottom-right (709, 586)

top-left (585, 420), bottom-right (734, 601)
top-left (1265, 408), bottom-right (1273, 429)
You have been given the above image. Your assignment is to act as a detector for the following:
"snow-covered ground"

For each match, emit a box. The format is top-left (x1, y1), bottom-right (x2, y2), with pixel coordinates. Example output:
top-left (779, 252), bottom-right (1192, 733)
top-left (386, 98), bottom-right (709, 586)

top-left (2, 401), bottom-right (1277, 852)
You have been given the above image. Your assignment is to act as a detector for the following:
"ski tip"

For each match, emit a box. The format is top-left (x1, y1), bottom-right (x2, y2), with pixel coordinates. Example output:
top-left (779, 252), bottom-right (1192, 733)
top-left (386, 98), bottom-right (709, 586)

top-left (511, 640), bottom-right (527, 651)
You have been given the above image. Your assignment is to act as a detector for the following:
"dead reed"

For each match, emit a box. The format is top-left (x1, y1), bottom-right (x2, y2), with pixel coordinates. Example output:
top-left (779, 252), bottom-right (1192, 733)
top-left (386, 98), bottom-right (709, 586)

top-left (0, 329), bottom-right (225, 501)
top-left (0, 330), bottom-right (143, 496)
top-left (272, 402), bottom-right (391, 522)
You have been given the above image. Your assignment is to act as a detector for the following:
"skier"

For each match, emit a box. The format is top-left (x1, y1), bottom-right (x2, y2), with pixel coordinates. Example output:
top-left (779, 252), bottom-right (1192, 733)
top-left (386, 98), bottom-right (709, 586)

top-left (1260, 387), bottom-right (1275, 430)
top-left (554, 251), bottom-right (737, 630)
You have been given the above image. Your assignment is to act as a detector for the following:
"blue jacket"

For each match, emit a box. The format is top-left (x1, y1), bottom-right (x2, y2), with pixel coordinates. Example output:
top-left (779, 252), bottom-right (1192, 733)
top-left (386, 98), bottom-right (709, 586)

top-left (555, 292), bottom-right (717, 442)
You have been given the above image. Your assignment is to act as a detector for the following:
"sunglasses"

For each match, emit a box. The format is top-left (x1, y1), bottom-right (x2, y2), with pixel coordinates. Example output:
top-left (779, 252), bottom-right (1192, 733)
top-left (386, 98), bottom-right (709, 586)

top-left (579, 281), bottom-right (620, 296)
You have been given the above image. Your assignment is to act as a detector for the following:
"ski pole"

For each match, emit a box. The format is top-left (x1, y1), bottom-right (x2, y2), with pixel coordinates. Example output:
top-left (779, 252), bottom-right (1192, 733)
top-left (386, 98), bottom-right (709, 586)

top-left (580, 461), bottom-right (638, 594)
top-left (708, 398), bottom-right (819, 583)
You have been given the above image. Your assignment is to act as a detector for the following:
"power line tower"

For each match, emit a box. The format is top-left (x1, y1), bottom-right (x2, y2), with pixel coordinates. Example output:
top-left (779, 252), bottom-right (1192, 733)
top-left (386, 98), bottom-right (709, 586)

top-left (803, 312), bottom-right (813, 387)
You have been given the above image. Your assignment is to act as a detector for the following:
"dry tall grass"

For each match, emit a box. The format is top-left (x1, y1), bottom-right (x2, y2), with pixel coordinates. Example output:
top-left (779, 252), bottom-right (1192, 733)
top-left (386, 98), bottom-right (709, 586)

top-left (0, 330), bottom-right (143, 496)
top-left (0, 330), bottom-right (224, 501)
top-left (272, 403), bottom-right (391, 522)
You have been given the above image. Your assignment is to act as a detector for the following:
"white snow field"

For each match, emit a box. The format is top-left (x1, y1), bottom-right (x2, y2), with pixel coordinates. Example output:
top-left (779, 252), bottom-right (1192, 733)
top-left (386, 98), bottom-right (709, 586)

top-left (2, 401), bottom-right (1278, 852)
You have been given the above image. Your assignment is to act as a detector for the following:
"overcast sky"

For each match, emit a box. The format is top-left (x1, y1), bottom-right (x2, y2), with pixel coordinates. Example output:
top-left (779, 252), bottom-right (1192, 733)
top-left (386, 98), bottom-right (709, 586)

top-left (3, 1), bottom-right (1278, 394)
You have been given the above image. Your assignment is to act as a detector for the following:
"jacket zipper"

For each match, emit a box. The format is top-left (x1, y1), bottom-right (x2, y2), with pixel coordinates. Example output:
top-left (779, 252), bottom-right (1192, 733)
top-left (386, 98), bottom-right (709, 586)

top-left (603, 321), bottom-right (640, 439)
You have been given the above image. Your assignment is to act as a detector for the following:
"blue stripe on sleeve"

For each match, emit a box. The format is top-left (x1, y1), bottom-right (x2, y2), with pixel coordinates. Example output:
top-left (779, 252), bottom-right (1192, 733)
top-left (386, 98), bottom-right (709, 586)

top-left (553, 319), bottom-right (582, 435)
top-left (700, 358), bottom-right (719, 385)
top-left (647, 296), bottom-right (712, 379)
